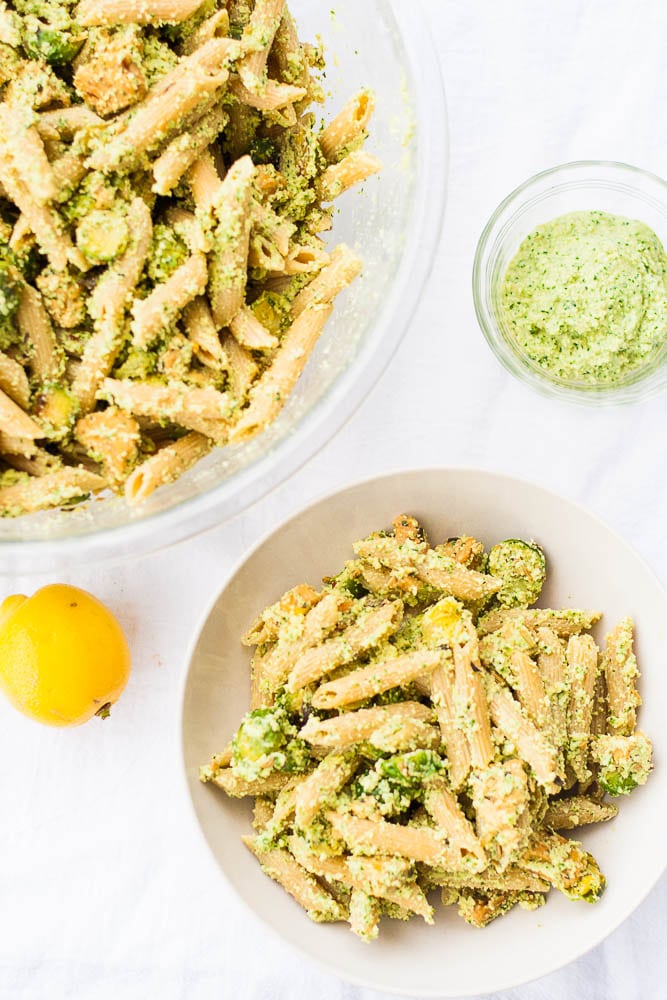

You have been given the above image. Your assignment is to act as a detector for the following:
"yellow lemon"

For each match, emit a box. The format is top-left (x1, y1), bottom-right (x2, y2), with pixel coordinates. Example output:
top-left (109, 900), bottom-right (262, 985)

top-left (0, 584), bottom-right (131, 727)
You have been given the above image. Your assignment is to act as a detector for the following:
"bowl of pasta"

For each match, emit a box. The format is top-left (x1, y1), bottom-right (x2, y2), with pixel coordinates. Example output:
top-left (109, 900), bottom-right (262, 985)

top-left (0, 1), bottom-right (446, 570)
top-left (180, 468), bottom-right (667, 996)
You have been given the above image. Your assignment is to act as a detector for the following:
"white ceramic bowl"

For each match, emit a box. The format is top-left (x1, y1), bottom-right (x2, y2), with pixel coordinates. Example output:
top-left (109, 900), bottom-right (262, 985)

top-left (180, 469), bottom-right (667, 996)
top-left (0, 2), bottom-right (447, 573)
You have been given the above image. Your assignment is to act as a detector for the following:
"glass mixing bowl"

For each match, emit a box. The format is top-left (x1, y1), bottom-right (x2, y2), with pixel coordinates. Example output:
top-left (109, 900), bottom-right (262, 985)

top-left (0, 2), bottom-right (447, 573)
top-left (473, 160), bottom-right (667, 405)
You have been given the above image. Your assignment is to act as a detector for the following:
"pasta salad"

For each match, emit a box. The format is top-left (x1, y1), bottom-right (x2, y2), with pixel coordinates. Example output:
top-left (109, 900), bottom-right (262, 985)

top-left (0, 0), bottom-right (380, 515)
top-left (201, 514), bottom-right (653, 941)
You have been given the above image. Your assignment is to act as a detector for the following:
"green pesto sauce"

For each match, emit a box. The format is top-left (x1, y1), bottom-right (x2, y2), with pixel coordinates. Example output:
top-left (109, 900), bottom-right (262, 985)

top-left (500, 210), bottom-right (667, 385)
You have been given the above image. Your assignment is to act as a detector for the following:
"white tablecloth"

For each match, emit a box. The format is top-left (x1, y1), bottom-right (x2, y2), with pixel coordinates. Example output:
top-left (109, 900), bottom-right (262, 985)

top-left (2, 1), bottom-right (666, 997)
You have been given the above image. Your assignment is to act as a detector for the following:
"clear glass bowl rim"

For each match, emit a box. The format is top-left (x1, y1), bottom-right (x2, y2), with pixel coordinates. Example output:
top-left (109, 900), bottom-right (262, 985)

top-left (0, 3), bottom-right (449, 572)
top-left (472, 158), bottom-right (667, 406)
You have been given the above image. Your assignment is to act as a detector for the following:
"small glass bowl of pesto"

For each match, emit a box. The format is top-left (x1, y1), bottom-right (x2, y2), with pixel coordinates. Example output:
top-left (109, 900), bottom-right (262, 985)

top-left (473, 161), bottom-right (667, 403)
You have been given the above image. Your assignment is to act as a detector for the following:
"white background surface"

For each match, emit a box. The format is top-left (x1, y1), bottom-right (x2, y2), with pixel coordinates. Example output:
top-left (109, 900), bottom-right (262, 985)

top-left (1, 1), bottom-right (666, 998)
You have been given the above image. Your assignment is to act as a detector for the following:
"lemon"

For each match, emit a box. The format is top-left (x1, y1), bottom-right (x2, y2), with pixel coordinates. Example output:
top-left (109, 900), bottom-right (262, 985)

top-left (0, 584), bottom-right (131, 727)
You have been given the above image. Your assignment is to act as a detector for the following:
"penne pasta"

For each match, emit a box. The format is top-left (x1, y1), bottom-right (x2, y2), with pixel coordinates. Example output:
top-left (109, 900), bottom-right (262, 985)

top-left (152, 105), bottom-right (229, 196)
top-left (311, 649), bottom-right (441, 711)
top-left (327, 811), bottom-right (479, 871)
top-left (124, 432), bottom-right (213, 504)
top-left (208, 155), bottom-right (256, 328)
top-left (16, 285), bottom-right (64, 385)
top-left (317, 150), bottom-right (382, 202)
top-left (320, 90), bottom-right (376, 162)
top-left (238, 0), bottom-right (285, 94)
top-left (299, 702), bottom-right (434, 750)
top-left (131, 253), bottom-right (208, 348)
top-left (601, 618), bottom-right (640, 737)
top-left (430, 661), bottom-right (472, 791)
top-left (0, 387), bottom-right (43, 441)
top-left (287, 599), bottom-right (403, 692)
top-left (229, 306), bottom-right (279, 351)
top-left (0, 352), bottom-right (30, 410)
top-left (78, 0), bottom-right (208, 29)
top-left (231, 303), bottom-right (333, 442)
top-left (242, 836), bottom-right (345, 922)
top-left (486, 677), bottom-right (560, 792)
top-left (100, 379), bottom-right (233, 443)
top-left (0, 467), bottom-right (107, 517)
top-left (565, 634), bottom-right (600, 782)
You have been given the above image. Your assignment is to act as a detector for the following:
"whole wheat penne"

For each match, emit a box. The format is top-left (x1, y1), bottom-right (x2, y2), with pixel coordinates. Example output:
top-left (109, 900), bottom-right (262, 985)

top-left (291, 244), bottom-right (362, 318)
top-left (243, 582), bottom-right (322, 645)
top-left (208, 155), bottom-right (256, 328)
top-left (77, 0), bottom-right (208, 28)
top-left (187, 148), bottom-right (224, 214)
top-left (3, 447), bottom-right (62, 477)
top-left (353, 534), bottom-right (502, 604)
top-left (100, 378), bottom-right (233, 441)
top-left (348, 889), bottom-right (380, 941)
top-left (289, 836), bottom-right (433, 922)
top-left (152, 105), bottom-right (229, 196)
top-left (0, 104), bottom-right (58, 205)
top-left (229, 76), bottom-right (306, 111)
top-left (238, 0), bottom-right (285, 94)
top-left (424, 777), bottom-right (485, 859)
top-left (512, 650), bottom-right (550, 728)
top-left (222, 333), bottom-right (259, 401)
top-left (242, 836), bottom-right (344, 922)
top-left (430, 661), bottom-right (472, 791)
top-left (287, 599), bottom-right (403, 692)
top-left (0, 352), bottom-right (30, 409)
top-left (543, 795), bottom-right (618, 831)
top-left (294, 751), bottom-right (358, 828)
top-left (327, 811), bottom-right (479, 871)
top-left (536, 627), bottom-right (569, 761)
top-left (0, 467), bottom-right (106, 517)
top-left (124, 432), bottom-right (213, 504)
top-left (230, 306), bottom-right (279, 351)
top-left (486, 677), bottom-right (560, 792)
top-left (164, 207), bottom-right (210, 255)
top-left (317, 150), bottom-right (382, 202)
top-left (601, 618), bottom-right (640, 736)
top-left (312, 649), bottom-right (440, 711)
top-left (51, 151), bottom-right (88, 203)
top-left (0, 431), bottom-right (37, 458)
top-left (565, 634), bottom-right (599, 782)
top-left (453, 639), bottom-right (494, 769)
top-left (204, 767), bottom-right (291, 797)
top-left (180, 10), bottom-right (232, 55)
top-left (0, 387), bottom-right (43, 440)
top-left (230, 303), bottom-right (333, 443)
top-left (0, 150), bottom-right (83, 272)
top-left (299, 702), bottom-right (434, 750)
top-left (131, 252), bottom-right (208, 348)
top-left (72, 198), bottom-right (153, 413)
top-left (477, 608), bottom-right (602, 639)
top-left (182, 297), bottom-right (228, 370)
top-left (283, 243), bottom-right (329, 275)
top-left (16, 285), bottom-right (64, 385)
top-left (271, 8), bottom-right (309, 87)
top-left (36, 105), bottom-right (103, 141)
top-left (260, 590), bottom-right (351, 693)
top-left (320, 90), bottom-right (376, 162)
